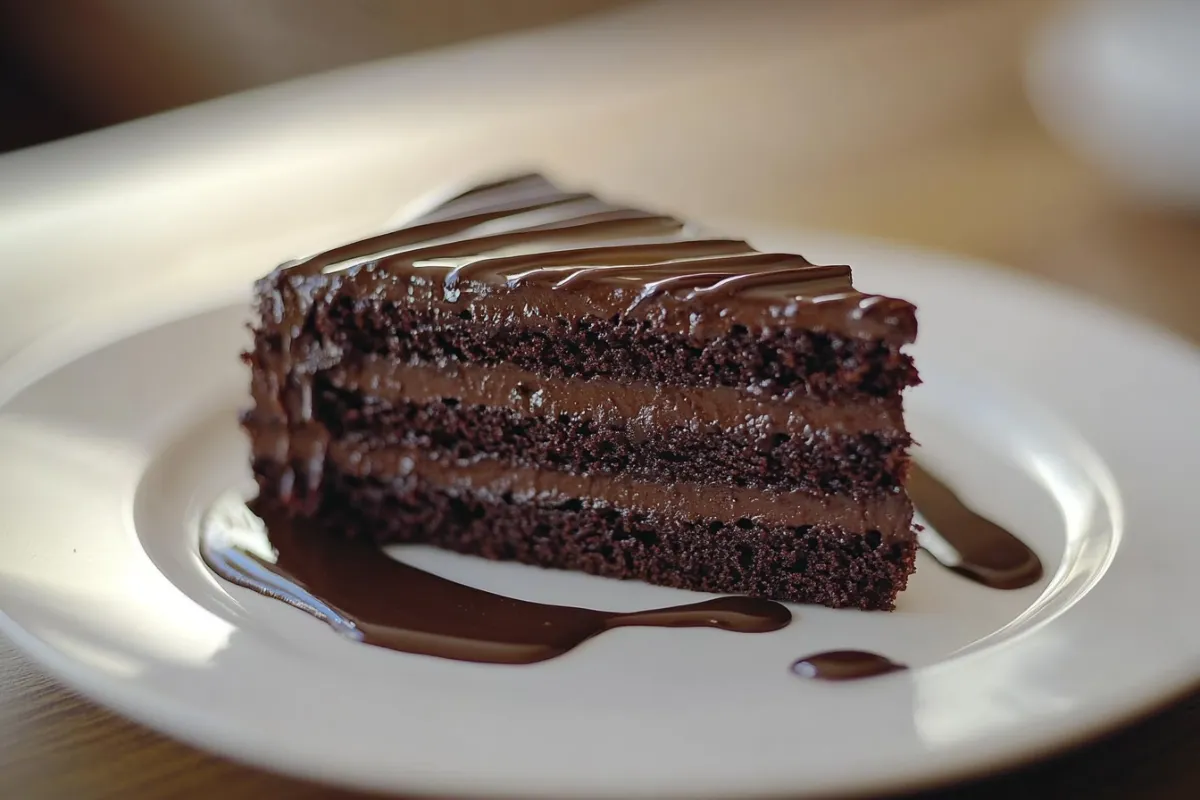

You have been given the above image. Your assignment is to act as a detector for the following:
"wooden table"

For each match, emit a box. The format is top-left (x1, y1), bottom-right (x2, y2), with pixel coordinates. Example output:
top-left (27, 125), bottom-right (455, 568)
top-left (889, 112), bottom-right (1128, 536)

top-left (1, 1), bottom-right (1197, 797)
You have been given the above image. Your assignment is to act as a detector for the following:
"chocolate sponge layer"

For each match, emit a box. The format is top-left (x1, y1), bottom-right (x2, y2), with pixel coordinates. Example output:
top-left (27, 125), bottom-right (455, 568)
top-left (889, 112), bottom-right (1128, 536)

top-left (252, 459), bottom-right (919, 611)
top-left (311, 298), bottom-right (918, 401)
top-left (312, 383), bottom-right (911, 495)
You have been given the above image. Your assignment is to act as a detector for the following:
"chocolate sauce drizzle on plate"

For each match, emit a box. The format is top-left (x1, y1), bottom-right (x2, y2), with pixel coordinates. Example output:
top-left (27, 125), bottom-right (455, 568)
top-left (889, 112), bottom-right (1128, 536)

top-left (909, 464), bottom-right (1044, 590)
top-left (199, 494), bottom-right (792, 665)
top-left (787, 467), bottom-right (1040, 681)
top-left (199, 461), bottom-right (1041, 676)
top-left (790, 650), bottom-right (907, 681)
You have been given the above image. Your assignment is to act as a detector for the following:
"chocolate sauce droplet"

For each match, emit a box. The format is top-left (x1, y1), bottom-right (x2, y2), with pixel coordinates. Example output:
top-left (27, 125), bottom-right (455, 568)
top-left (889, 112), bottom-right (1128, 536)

top-left (909, 464), bottom-right (1044, 590)
top-left (200, 494), bottom-right (791, 665)
top-left (790, 650), bottom-right (906, 681)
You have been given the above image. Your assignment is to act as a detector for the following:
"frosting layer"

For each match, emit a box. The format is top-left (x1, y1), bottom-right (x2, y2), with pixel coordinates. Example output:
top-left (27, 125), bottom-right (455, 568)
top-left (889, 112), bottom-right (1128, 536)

top-left (324, 439), bottom-right (913, 535)
top-left (321, 357), bottom-right (906, 436)
top-left (266, 173), bottom-right (917, 344)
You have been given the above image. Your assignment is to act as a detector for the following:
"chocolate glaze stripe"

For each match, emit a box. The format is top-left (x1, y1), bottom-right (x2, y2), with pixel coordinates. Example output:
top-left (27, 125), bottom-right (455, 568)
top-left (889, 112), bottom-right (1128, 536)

top-left (317, 357), bottom-right (908, 435)
top-left (626, 272), bottom-right (741, 311)
top-left (318, 195), bottom-right (704, 279)
top-left (280, 172), bottom-right (882, 310)
top-left (551, 252), bottom-right (799, 290)
top-left (200, 494), bottom-right (793, 665)
top-left (409, 172), bottom-right (585, 227)
top-left (292, 177), bottom-right (604, 276)
top-left (442, 234), bottom-right (753, 288)
top-left (404, 202), bottom-right (674, 272)
top-left (427, 224), bottom-right (849, 301)
top-left (289, 194), bottom-right (586, 276)
top-left (620, 255), bottom-right (827, 308)
top-left (691, 265), bottom-right (852, 301)
top-left (326, 439), bottom-right (915, 533)
top-left (405, 175), bottom-right (853, 298)
top-left (337, 205), bottom-right (692, 278)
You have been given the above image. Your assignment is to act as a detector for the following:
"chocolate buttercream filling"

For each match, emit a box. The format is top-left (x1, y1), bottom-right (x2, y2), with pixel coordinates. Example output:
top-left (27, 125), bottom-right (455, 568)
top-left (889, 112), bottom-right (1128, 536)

top-left (324, 440), bottom-right (913, 535)
top-left (319, 358), bottom-right (906, 437)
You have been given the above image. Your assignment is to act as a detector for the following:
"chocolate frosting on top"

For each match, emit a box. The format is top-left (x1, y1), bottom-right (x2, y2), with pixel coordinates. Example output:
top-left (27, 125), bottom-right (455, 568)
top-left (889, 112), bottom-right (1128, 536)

top-left (278, 173), bottom-right (916, 342)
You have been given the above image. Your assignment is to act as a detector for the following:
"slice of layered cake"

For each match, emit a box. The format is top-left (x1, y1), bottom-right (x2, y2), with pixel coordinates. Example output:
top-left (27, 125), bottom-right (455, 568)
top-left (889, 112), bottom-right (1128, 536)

top-left (245, 173), bottom-right (920, 610)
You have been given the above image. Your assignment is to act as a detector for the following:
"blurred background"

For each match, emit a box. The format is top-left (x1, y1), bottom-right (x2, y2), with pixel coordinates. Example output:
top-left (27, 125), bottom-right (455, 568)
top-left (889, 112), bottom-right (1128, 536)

top-left (4, 0), bottom-right (1195, 311)
top-left (4, 0), bottom-right (1195, 341)
top-left (3, 0), bottom-right (1198, 295)
top-left (0, 0), bottom-right (638, 150)
top-left (0, 0), bottom-right (1196, 274)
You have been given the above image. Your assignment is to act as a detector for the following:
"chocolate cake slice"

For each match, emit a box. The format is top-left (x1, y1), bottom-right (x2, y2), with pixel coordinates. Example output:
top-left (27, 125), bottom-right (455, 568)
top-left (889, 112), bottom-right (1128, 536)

top-left (245, 173), bottom-right (920, 610)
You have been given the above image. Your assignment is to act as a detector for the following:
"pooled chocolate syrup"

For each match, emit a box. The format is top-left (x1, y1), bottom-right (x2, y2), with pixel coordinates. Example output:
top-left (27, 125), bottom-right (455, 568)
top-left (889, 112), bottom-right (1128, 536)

top-left (790, 650), bottom-right (907, 681)
top-left (199, 494), bottom-right (791, 664)
top-left (909, 464), bottom-right (1044, 590)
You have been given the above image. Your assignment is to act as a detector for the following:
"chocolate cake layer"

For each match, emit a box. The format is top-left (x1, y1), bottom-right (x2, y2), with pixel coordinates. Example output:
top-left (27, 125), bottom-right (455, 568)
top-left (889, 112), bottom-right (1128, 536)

top-left (244, 172), bottom-right (921, 610)
top-left (251, 460), bottom-right (918, 611)
top-left (251, 436), bottom-right (913, 533)
top-left (310, 387), bottom-right (910, 494)
top-left (320, 359), bottom-right (907, 436)
top-left (312, 298), bottom-right (916, 400)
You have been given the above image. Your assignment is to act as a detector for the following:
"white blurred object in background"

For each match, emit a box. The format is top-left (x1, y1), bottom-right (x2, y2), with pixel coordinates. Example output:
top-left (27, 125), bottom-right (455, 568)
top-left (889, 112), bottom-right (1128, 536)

top-left (1027, 0), bottom-right (1200, 211)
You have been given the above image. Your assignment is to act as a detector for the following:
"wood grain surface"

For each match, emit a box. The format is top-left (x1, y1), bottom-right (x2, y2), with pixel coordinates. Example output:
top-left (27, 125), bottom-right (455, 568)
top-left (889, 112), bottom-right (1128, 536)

top-left (0, 1), bottom-right (1197, 797)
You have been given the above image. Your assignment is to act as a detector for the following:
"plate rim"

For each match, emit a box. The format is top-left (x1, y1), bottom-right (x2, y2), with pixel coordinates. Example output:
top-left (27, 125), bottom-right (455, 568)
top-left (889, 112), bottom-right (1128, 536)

top-left (1, 230), bottom-right (1199, 799)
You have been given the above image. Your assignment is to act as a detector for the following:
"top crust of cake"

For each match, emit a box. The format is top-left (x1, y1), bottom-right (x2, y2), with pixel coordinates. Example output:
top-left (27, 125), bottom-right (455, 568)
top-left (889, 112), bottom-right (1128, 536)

top-left (266, 173), bottom-right (917, 345)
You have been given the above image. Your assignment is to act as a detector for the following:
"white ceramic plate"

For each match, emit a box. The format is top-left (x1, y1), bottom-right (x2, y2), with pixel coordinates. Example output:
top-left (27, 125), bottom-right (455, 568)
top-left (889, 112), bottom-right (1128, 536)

top-left (0, 231), bottom-right (1198, 799)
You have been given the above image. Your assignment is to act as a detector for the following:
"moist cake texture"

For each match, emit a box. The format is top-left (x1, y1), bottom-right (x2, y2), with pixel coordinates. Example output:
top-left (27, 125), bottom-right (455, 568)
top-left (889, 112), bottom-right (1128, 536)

top-left (244, 173), bottom-right (920, 610)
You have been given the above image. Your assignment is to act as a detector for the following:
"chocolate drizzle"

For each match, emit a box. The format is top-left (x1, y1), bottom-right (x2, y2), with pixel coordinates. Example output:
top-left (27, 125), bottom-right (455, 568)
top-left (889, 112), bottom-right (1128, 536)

top-left (276, 173), bottom-right (916, 342)
top-left (200, 494), bottom-right (792, 664)
top-left (910, 464), bottom-right (1044, 590)
top-left (791, 650), bottom-right (907, 681)
top-left (689, 265), bottom-right (850, 300)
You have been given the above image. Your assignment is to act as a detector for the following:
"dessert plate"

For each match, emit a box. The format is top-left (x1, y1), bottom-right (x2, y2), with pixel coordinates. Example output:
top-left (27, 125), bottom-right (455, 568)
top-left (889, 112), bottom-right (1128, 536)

top-left (0, 230), bottom-right (1198, 799)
